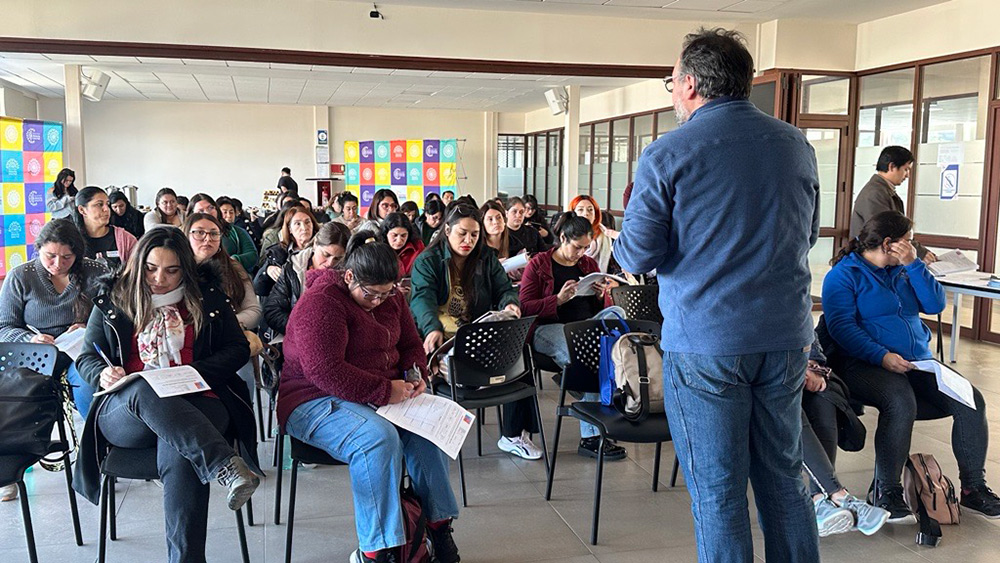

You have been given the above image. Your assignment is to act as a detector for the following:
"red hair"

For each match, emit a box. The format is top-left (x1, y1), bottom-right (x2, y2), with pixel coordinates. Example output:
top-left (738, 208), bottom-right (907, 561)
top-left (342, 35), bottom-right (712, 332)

top-left (568, 195), bottom-right (603, 237)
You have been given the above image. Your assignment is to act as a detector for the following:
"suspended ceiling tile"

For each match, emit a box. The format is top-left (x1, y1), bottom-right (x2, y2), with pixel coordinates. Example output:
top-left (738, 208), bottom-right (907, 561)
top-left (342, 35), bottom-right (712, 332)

top-left (720, 0), bottom-right (785, 12)
top-left (137, 57), bottom-right (185, 65)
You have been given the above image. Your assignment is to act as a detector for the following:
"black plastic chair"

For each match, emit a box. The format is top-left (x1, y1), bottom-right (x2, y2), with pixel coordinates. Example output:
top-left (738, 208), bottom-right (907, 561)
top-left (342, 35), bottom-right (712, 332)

top-left (274, 431), bottom-right (343, 563)
top-left (610, 285), bottom-right (663, 325)
top-left (433, 316), bottom-right (548, 507)
top-left (544, 319), bottom-right (678, 545)
top-left (531, 348), bottom-right (562, 391)
top-left (0, 343), bottom-right (82, 563)
top-left (98, 443), bottom-right (254, 563)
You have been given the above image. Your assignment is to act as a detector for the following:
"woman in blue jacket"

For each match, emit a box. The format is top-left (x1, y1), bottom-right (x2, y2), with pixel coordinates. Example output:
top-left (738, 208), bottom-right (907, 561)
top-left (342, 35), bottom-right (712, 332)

top-left (822, 211), bottom-right (999, 522)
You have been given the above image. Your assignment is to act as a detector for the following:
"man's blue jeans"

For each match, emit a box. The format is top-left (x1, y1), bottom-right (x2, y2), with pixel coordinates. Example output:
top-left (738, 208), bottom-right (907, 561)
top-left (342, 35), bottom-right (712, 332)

top-left (664, 349), bottom-right (819, 563)
top-left (286, 396), bottom-right (460, 552)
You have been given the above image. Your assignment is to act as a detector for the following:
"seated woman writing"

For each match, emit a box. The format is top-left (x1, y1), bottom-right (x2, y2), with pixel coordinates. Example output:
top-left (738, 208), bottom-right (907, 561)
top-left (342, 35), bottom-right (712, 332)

top-left (73, 227), bottom-right (261, 563)
top-left (409, 204), bottom-right (543, 461)
top-left (278, 235), bottom-right (460, 563)
top-left (519, 213), bottom-right (627, 461)
top-left (822, 210), bottom-right (1000, 521)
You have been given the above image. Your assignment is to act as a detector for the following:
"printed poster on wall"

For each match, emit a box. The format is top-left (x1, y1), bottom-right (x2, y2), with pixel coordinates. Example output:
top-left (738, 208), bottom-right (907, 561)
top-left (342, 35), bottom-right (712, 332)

top-left (0, 116), bottom-right (62, 277)
top-left (345, 138), bottom-right (458, 215)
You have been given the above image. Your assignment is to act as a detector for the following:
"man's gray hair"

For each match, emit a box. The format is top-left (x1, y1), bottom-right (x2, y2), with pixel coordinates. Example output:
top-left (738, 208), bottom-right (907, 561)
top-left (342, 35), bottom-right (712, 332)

top-left (678, 28), bottom-right (755, 101)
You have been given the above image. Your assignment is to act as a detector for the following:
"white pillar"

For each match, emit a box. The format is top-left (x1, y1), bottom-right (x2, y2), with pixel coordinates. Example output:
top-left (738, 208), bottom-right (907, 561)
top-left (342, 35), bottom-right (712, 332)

top-left (562, 85), bottom-right (581, 208)
top-left (63, 64), bottom-right (86, 183)
top-left (483, 111), bottom-right (498, 201)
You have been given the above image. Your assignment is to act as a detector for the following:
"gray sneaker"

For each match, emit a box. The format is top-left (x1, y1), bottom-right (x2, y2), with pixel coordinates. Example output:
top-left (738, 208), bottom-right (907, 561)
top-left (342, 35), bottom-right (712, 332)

top-left (840, 494), bottom-right (890, 536)
top-left (216, 456), bottom-right (260, 511)
top-left (814, 497), bottom-right (854, 537)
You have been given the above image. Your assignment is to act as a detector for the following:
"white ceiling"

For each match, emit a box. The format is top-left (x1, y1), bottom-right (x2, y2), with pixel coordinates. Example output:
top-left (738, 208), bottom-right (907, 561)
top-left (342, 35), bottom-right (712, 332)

top-left (0, 53), bottom-right (646, 113)
top-left (352, 0), bottom-right (949, 23)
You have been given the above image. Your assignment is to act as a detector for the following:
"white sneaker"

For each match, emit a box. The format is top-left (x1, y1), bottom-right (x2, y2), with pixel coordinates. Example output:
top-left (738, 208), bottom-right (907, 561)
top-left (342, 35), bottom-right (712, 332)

top-left (497, 432), bottom-right (543, 460)
top-left (0, 483), bottom-right (17, 502)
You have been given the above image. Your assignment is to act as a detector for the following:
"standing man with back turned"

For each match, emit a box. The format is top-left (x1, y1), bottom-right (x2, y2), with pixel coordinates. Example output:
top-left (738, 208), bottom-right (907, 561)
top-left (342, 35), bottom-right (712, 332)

top-left (615, 28), bottom-right (821, 562)
top-left (851, 145), bottom-right (937, 263)
top-left (277, 167), bottom-right (298, 193)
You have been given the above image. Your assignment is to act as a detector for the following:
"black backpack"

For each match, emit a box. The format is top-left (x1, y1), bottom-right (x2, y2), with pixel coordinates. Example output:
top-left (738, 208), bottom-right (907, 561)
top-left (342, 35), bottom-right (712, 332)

top-left (0, 367), bottom-right (62, 457)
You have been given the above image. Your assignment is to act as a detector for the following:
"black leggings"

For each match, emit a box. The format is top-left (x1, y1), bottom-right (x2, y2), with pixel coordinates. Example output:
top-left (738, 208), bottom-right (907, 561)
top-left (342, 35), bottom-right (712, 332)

top-left (801, 391), bottom-right (842, 496)
top-left (828, 353), bottom-right (988, 490)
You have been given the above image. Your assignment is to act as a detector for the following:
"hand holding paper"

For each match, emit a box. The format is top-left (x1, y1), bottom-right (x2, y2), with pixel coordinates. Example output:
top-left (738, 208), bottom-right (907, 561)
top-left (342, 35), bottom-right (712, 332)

top-left (911, 360), bottom-right (977, 410)
top-left (94, 365), bottom-right (212, 399)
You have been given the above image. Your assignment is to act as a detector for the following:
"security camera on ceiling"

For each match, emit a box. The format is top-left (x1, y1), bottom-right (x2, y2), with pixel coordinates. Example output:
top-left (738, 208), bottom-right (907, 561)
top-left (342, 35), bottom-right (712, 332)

top-left (544, 87), bottom-right (569, 116)
top-left (370, 3), bottom-right (384, 19)
top-left (81, 70), bottom-right (111, 102)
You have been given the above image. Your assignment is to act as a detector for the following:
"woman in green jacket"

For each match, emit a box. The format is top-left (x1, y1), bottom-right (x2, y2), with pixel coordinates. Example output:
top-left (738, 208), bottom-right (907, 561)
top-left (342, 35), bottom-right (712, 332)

top-left (409, 204), bottom-right (543, 461)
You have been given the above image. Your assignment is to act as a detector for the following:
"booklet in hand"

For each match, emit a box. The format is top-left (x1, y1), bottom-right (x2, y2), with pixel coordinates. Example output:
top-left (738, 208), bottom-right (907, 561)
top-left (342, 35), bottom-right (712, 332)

top-left (93, 365), bottom-right (211, 399)
top-left (574, 272), bottom-right (630, 298)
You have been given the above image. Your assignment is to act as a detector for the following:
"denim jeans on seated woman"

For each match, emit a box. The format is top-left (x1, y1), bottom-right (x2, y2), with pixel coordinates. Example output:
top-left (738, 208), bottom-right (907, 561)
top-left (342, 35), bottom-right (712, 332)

top-left (286, 395), bottom-right (460, 552)
top-left (531, 305), bottom-right (626, 439)
top-left (65, 362), bottom-right (95, 419)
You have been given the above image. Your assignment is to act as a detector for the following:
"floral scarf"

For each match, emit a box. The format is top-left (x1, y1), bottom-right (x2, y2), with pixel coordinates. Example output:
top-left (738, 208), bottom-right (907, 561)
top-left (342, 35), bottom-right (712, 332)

top-left (136, 285), bottom-right (186, 369)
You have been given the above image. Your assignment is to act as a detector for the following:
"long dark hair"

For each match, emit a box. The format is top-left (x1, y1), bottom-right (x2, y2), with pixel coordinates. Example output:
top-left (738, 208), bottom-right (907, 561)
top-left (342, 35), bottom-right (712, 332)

top-left (108, 190), bottom-right (134, 213)
top-left (182, 213), bottom-right (247, 306)
top-left (112, 227), bottom-right (205, 333)
top-left (341, 230), bottom-right (400, 285)
top-left (72, 186), bottom-right (109, 245)
top-left (187, 193), bottom-right (231, 235)
top-left (831, 211), bottom-right (913, 267)
top-left (34, 218), bottom-right (92, 322)
top-left (553, 212), bottom-right (593, 241)
top-left (366, 189), bottom-right (399, 221)
top-left (379, 212), bottom-right (420, 250)
top-left (153, 187), bottom-right (180, 223)
top-left (424, 204), bottom-right (485, 319)
top-left (480, 201), bottom-right (510, 259)
top-left (52, 168), bottom-right (77, 199)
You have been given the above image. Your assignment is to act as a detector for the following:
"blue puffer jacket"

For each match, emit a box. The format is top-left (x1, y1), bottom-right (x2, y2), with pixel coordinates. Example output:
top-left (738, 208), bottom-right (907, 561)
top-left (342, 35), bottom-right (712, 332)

top-left (822, 252), bottom-right (945, 365)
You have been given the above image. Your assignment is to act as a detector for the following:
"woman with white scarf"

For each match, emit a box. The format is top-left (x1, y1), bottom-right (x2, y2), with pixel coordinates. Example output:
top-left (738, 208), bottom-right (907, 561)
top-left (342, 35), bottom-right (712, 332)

top-left (73, 228), bottom-right (261, 563)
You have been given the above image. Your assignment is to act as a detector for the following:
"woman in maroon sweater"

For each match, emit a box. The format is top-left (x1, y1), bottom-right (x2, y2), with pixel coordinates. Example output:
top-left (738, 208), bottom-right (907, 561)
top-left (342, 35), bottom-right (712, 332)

top-left (278, 235), bottom-right (460, 563)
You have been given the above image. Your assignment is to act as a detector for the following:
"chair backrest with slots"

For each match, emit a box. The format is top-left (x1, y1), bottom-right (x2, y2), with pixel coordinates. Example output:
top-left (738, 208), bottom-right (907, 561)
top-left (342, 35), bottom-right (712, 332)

top-left (562, 319), bottom-right (660, 394)
top-left (449, 316), bottom-right (536, 388)
top-left (0, 343), bottom-right (58, 377)
top-left (611, 285), bottom-right (663, 325)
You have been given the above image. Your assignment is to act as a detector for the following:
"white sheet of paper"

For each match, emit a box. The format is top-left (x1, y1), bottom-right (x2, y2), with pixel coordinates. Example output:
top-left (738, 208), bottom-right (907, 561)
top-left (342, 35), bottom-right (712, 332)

top-left (502, 252), bottom-right (530, 273)
top-left (54, 328), bottom-right (86, 360)
top-left (93, 365), bottom-right (211, 398)
top-left (929, 249), bottom-right (979, 276)
top-left (911, 360), bottom-right (977, 410)
top-left (376, 393), bottom-right (476, 459)
top-left (574, 272), bottom-right (630, 297)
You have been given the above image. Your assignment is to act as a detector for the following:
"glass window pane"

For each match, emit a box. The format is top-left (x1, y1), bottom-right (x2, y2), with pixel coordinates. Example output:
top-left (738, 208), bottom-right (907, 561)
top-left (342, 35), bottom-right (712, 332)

top-left (800, 75), bottom-right (850, 115)
top-left (750, 81), bottom-right (777, 116)
top-left (854, 68), bottom-right (915, 209)
top-left (914, 56), bottom-right (989, 239)
top-left (525, 136), bottom-right (535, 197)
top-left (631, 114), bottom-right (654, 188)
top-left (548, 132), bottom-right (561, 208)
top-left (802, 128), bottom-right (841, 229)
top-left (497, 135), bottom-right (524, 200)
top-left (535, 134), bottom-right (547, 205)
top-left (809, 238), bottom-right (834, 301)
top-left (656, 110), bottom-right (677, 138)
top-left (609, 118), bottom-right (629, 212)
top-left (592, 122), bottom-right (610, 212)
top-left (579, 124), bottom-right (592, 196)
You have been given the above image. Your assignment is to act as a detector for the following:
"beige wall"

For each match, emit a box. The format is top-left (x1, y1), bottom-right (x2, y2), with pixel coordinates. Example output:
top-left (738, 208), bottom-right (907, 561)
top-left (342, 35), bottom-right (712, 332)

top-left (6, 0), bottom-right (736, 67)
top-left (73, 100), bottom-right (316, 208)
top-left (857, 0), bottom-right (1000, 70)
top-left (758, 19), bottom-right (857, 72)
top-left (329, 106), bottom-right (489, 203)
top-left (0, 87), bottom-right (38, 120)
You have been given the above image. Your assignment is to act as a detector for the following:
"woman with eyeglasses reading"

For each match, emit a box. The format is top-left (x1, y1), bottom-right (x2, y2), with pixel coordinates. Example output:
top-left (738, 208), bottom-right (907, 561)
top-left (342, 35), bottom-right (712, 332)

top-left (357, 188), bottom-right (400, 234)
top-left (253, 205), bottom-right (318, 297)
top-left (263, 221), bottom-right (350, 336)
top-left (72, 186), bottom-right (138, 272)
top-left (187, 193), bottom-right (259, 272)
top-left (279, 234), bottom-right (461, 563)
top-left (409, 204), bottom-right (544, 461)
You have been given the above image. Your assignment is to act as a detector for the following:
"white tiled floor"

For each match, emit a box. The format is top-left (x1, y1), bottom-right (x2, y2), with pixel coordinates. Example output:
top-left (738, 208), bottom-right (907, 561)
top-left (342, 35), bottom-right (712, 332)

top-left (5, 334), bottom-right (1000, 562)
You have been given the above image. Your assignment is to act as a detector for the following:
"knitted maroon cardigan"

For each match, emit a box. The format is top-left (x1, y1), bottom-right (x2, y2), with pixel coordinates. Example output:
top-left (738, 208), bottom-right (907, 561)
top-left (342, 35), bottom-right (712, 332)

top-left (277, 268), bottom-right (427, 426)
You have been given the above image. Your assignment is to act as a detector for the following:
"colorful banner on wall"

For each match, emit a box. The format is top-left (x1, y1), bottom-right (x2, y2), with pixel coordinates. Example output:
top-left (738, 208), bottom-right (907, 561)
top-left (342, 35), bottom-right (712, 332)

top-left (345, 138), bottom-right (458, 214)
top-left (0, 116), bottom-right (61, 277)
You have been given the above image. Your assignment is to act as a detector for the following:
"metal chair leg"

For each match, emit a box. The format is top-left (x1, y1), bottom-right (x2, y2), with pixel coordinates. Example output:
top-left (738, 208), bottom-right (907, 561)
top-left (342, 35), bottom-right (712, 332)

top-left (544, 406), bottom-right (564, 501)
top-left (235, 505), bottom-right (250, 563)
top-left (284, 461), bottom-right (300, 563)
top-left (274, 429), bottom-right (285, 525)
top-left (476, 409), bottom-right (483, 457)
top-left (532, 394), bottom-right (550, 476)
top-left (17, 481), bottom-right (38, 563)
top-left (591, 436), bottom-right (606, 545)
top-left (670, 456), bottom-right (680, 488)
top-left (496, 405), bottom-right (503, 433)
top-left (457, 449), bottom-right (468, 507)
top-left (109, 477), bottom-right (117, 541)
top-left (99, 476), bottom-right (110, 563)
top-left (61, 451), bottom-right (83, 545)
top-left (652, 442), bottom-right (662, 492)
top-left (246, 496), bottom-right (255, 527)
top-left (255, 385), bottom-right (265, 442)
